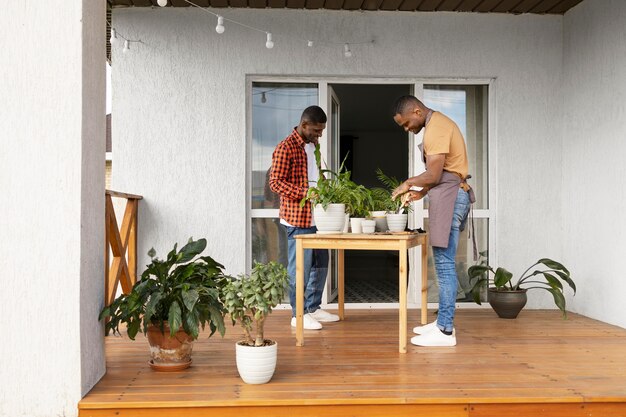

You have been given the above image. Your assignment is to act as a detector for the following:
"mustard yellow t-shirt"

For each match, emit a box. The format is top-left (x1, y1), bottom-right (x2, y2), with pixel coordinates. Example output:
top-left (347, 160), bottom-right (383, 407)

top-left (423, 112), bottom-right (468, 181)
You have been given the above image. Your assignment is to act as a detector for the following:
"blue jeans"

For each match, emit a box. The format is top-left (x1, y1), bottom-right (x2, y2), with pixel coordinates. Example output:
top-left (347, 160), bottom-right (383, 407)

top-left (432, 188), bottom-right (471, 333)
top-left (285, 226), bottom-right (329, 316)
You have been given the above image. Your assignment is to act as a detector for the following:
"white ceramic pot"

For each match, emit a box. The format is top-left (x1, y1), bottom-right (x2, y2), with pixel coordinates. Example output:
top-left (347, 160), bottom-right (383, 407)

top-left (313, 203), bottom-right (346, 234)
top-left (342, 213), bottom-right (350, 233)
top-left (350, 217), bottom-right (364, 233)
top-left (236, 341), bottom-right (278, 384)
top-left (370, 210), bottom-right (388, 232)
top-left (361, 219), bottom-right (376, 234)
top-left (386, 213), bottom-right (408, 232)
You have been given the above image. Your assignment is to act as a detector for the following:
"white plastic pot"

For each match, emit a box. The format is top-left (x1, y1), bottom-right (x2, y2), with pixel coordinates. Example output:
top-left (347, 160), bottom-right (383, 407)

top-left (236, 341), bottom-right (278, 384)
top-left (361, 219), bottom-right (376, 234)
top-left (313, 204), bottom-right (346, 234)
top-left (386, 213), bottom-right (408, 232)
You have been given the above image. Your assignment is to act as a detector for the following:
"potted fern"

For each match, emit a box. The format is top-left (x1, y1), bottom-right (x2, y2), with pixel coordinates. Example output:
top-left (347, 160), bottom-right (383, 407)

top-left (468, 252), bottom-right (576, 319)
top-left (376, 168), bottom-right (411, 232)
top-left (221, 261), bottom-right (289, 384)
top-left (99, 238), bottom-right (226, 371)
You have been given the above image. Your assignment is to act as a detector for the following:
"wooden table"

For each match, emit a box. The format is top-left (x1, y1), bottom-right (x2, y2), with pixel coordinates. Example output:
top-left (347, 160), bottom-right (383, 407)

top-left (294, 232), bottom-right (429, 353)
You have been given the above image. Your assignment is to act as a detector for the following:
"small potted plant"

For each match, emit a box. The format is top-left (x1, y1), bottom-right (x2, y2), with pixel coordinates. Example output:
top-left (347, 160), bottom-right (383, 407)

top-left (468, 252), bottom-right (576, 319)
top-left (301, 152), bottom-right (354, 234)
top-left (376, 168), bottom-right (412, 232)
top-left (221, 261), bottom-right (289, 384)
top-left (344, 184), bottom-right (374, 233)
top-left (99, 238), bottom-right (226, 371)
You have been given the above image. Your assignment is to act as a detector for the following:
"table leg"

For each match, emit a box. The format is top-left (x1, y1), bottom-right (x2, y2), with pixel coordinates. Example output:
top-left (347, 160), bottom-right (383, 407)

top-left (296, 239), bottom-right (304, 347)
top-left (338, 249), bottom-right (344, 320)
top-left (421, 237), bottom-right (428, 325)
top-left (399, 242), bottom-right (408, 353)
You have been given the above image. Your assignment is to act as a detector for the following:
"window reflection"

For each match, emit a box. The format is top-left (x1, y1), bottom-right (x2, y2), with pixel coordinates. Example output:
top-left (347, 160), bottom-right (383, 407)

top-left (251, 83), bottom-right (318, 209)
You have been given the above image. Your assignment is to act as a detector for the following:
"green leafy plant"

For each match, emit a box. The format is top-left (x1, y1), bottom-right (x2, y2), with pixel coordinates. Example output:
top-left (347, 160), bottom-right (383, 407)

top-left (221, 261), bottom-right (289, 347)
top-left (99, 238), bottom-right (226, 340)
top-left (468, 252), bottom-right (576, 317)
top-left (343, 183), bottom-right (375, 218)
top-left (375, 168), bottom-right (412, 214)
top-left (301, 151), bottom-right (357, 210)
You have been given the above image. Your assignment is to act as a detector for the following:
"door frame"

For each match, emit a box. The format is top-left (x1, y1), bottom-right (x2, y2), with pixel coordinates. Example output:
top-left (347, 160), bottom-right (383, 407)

top-left (247, 75), bottom-right (496, 310)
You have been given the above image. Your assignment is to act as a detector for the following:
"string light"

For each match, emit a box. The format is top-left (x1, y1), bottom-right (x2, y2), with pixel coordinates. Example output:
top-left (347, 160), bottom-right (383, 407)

top-left (110, 0), bottom-right (373, 56)
top-left (107, 21), bottom-right (142, 55)
top-left (215, 16), bottom-right (225, 34)
top-left (344, 43), bottom-right (352, 58)
top-left (265, 33), bottom-right (274, 49)
top-left (110, 28), bottom-right (118, 45)
top-left (261, 92), bottom-right (267, 103)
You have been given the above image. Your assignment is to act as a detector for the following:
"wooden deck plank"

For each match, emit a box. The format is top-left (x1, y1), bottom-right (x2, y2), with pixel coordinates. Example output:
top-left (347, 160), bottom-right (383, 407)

top-left (80, 310), bottom-right (626, 417)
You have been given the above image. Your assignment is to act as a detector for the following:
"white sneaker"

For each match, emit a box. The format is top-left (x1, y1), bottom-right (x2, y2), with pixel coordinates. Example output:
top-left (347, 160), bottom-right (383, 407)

top-left (410, 327), bottom-right (456, 347)
top-left (290, 313), bottom-right (322, 330)
top-left (309, 309), bottom-right (340, 322)
top-left (413, 321), bottom-right (455, 335)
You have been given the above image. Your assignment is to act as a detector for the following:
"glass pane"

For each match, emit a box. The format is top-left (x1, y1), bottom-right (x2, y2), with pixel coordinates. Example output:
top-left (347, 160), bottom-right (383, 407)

top-left (251, 83), bottom-right (318, 209)
top-left (251, 218), bottom-right (288, 269)
top-left (423, 218), bottom-right (489, 303)
top-left (423, 85), bottom-right (489, 209)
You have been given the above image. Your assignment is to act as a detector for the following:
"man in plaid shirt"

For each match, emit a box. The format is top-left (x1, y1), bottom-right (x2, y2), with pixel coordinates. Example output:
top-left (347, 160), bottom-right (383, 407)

top-left (269, 106), bottom-right (339, 330)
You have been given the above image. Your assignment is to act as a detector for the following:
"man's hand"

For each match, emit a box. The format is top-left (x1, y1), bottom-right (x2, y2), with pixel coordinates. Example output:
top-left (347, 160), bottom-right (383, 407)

top-left (391, 181), bottom-right (411, 200)
top-left (400, 189), bottom-right (427, 206)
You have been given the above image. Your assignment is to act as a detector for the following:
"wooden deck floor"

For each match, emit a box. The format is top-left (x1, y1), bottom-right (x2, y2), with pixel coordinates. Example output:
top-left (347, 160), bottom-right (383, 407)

top-left (79, 309), bottom-right (626, 417)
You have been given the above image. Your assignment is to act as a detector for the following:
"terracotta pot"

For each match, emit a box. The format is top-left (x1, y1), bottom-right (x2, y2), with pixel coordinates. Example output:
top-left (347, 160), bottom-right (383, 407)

top-left (488, 288), bottom-right (528, 319)
top-left (147, 322), bottom-right (194, 371)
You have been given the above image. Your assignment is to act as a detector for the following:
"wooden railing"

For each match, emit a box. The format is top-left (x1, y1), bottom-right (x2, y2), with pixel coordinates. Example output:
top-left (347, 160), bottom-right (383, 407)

top-left (105, 190), bottom-right (143, 307)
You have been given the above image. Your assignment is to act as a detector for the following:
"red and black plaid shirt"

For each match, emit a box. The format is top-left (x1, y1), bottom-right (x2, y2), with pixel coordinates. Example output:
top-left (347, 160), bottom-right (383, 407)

top-left (269, 129), bottom-right (312, 228)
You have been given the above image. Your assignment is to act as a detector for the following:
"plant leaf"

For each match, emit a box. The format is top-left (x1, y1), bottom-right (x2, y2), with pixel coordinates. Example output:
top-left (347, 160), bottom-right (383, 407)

top-left (178, 238), bottom-right (207, 263)
top-left (168, 301), bottom-right (182, 337)
top-left (538, 258), bottom-right (570, 274)
top-left (493, 267), bottom-right (513, 288)
top-left (548, 288), bottom-right (567, 317)
top-left (182, 289), bottom-right (199, 312)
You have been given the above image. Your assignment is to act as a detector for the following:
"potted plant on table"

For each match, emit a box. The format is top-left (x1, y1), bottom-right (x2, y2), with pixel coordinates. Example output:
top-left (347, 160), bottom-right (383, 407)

top-left (468, 253), bottom-right (576, 319)
top-left (375, 168), bottom-right (412, 232)
top-left (344, 183), bottom-right (375, 233)
top-left (99, 238), bottom-right (226, 371)
top-left (301, 151), bottom-right (354, 234)
top-left (221, 261), bottom-right (289, 384)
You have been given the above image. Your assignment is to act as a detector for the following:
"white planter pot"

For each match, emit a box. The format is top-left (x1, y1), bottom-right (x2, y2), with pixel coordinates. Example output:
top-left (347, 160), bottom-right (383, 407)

top-left (236, 341), bottom-right (277, 384)
top-left (350, 217), bottom-right (364, 233)
top-left (313, 204), bottom-right (346, 234)
top-left (361, 219), bottom-right (376, 234)
top-left (370, 210), bottom-right (388, 232)
top-left (386, 213), bottom-right (408, 232)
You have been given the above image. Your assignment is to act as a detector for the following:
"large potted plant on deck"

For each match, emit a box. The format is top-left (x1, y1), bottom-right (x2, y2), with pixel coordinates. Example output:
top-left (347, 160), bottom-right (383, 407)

top-left (221, 261), bottom-right (289, 384)
top-left (468, 253), bottom-right (576, 319)
top-left (99, 238), bottom-right (226, 371)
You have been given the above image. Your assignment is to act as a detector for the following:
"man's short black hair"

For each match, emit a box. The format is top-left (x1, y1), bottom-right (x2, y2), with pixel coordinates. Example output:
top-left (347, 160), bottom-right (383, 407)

top-left (393, 95), bottom-right (422, 115)
top-left (301, 105), bottom-right (327, 124)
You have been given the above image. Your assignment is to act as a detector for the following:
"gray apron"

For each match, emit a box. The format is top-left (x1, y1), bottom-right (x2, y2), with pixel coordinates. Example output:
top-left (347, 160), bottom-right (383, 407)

top-left (419, 143), bottom-right (476, 249)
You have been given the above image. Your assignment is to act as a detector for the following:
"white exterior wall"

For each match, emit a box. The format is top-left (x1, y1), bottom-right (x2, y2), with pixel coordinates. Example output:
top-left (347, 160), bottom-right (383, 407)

top-left (112, 9), bottom-right (564, 308)
top-left (562, 0), bottom-right (626, 327)
top-left (0, 0), bottom-right (106, 416)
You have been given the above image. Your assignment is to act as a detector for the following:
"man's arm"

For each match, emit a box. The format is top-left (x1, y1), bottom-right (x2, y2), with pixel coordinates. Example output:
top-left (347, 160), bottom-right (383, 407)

top-left (391, 153), bottom-right (445, 200)
top-left (268, 145), bottom-right (307, 201)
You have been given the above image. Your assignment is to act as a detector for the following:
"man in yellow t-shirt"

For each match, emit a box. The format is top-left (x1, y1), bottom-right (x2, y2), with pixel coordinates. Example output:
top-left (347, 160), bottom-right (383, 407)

top-left (391, 95), bottom-right (474, 348)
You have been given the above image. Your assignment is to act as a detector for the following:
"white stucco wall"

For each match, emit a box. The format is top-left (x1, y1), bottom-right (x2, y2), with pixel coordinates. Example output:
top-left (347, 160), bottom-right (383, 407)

top-left (0, 1), bottom-right (106, 416)
top-left (562, 0), bottom-right (626, 327)
top-left (112, 9), bottom-right (564, 308)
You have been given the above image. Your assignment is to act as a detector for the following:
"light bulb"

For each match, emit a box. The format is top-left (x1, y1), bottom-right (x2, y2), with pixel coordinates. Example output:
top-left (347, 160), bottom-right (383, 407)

top-left (307, 40), bottom-right (313, 47)
top-left (123, 40), bottom-right (130, 53)
top-left (344, 43), bottom-right (352, 58)
top-left (215, 16), bottom-right (225, 34)
top-left (265, 33), bottom-right (274, 49)
top-left (261, 92), bottom-right (267, 103)
top-left (110, 28), bottom-right (118, 45)
top-left (157, 0), bottom-right (167, 6)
